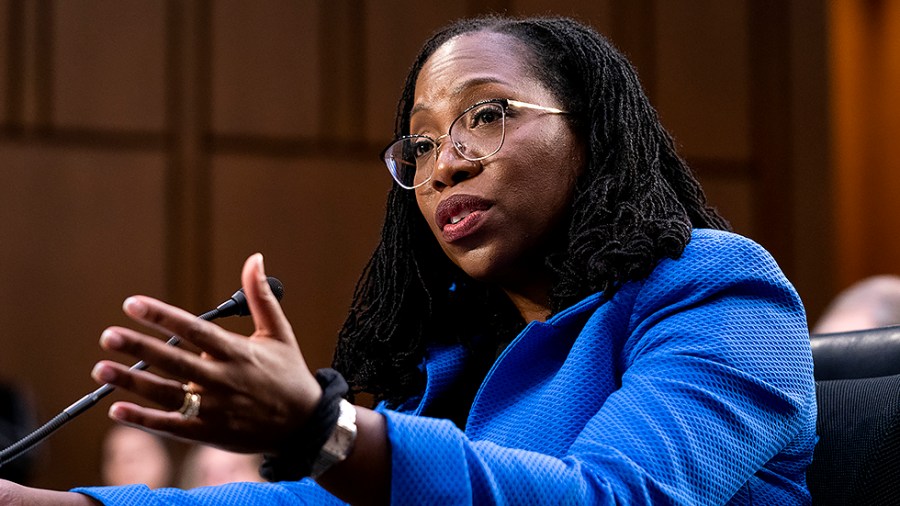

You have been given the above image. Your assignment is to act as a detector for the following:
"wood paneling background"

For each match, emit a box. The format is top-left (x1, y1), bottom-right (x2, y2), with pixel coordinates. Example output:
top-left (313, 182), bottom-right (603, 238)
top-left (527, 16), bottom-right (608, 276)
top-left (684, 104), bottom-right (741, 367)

top-left (830, 0), bottom-right (900, 290)
top-left (0, 0), bottom-right (855, 490)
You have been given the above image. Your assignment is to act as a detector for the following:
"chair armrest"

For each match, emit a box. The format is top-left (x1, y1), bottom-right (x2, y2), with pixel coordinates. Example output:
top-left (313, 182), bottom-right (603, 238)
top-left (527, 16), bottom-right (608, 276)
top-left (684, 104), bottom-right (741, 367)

top-left (810, 325), bottom-right (900, 380)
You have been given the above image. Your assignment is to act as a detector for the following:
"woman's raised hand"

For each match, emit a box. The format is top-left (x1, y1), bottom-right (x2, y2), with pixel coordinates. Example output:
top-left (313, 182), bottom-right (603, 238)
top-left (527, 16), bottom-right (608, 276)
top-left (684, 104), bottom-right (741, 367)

top-left (90, 253), bottom-right (323, 454)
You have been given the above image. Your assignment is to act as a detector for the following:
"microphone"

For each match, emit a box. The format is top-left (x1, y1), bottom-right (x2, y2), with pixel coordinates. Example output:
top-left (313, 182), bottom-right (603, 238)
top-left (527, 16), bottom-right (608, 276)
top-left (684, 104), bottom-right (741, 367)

top-left (210, 277), bottom-right (285, 319)
top-left (0, 277), bottom-right (285, 468)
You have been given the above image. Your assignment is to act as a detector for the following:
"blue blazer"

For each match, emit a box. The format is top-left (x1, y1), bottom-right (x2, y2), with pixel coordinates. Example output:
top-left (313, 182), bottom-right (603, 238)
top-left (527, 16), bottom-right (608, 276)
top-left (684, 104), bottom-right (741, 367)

top-left (77, 229), bottom-right (816, 505)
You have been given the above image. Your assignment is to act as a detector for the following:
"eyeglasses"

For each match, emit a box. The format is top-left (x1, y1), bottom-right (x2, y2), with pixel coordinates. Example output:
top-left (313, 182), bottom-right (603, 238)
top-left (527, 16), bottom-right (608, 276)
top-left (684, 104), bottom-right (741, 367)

top-left (380, 98), bottom-right (568, 189)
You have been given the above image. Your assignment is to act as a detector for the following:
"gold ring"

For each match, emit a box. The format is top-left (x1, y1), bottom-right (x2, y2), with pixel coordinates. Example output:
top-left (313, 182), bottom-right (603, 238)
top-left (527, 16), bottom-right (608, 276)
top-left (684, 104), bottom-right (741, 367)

top-left (178, 384), bottom-right (201, 419)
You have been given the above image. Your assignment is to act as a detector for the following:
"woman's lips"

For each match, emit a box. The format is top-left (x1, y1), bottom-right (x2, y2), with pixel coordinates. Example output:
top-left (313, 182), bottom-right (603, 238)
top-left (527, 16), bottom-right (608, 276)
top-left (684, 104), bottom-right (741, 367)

top-left (442, 209), bottom-right (488, 242)
top-left (435, 194), bottom-right (493, 242)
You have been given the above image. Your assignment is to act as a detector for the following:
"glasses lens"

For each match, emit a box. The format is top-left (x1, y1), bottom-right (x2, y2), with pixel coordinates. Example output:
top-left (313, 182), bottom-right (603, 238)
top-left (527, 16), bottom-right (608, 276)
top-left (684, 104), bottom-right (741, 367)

top-left (449, 102), bottom-right (505, 161)
top-left (383, 136), bottom-right (435, 189)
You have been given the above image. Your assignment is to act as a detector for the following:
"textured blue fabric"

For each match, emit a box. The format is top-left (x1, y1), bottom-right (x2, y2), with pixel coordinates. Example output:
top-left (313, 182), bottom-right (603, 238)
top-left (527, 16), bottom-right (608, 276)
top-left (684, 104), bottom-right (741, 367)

top-left (74, 229), bottom-right (816, 505)
top-left (73, 479), bottom-right (338, 505)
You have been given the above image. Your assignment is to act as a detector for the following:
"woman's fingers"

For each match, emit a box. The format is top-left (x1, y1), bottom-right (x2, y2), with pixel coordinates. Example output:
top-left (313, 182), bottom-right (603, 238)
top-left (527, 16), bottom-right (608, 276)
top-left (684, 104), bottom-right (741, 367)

top-left (98, 327), bottom-right (219, 383)
top-left (91, 361), bottom-right (188, 410)
top-left (120, 296), bottom-right (236, 360)
top-left (108, 402), bottom-right (205, 440)
top-left (242, 253), bottom-right (296, 344)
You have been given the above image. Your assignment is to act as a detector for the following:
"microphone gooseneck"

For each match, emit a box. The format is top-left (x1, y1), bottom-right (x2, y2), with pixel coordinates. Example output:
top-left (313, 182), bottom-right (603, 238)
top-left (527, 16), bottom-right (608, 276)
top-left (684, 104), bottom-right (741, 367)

top-left (0, 277), bottom-right (284, 468)
top-left (213, 277), bottom-right (285, 318)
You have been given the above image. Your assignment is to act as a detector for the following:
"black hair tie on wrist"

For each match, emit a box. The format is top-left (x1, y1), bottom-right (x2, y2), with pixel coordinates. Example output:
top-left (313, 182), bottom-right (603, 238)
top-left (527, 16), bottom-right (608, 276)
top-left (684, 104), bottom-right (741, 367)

top-left (259, 368), bottom-right (349, 482)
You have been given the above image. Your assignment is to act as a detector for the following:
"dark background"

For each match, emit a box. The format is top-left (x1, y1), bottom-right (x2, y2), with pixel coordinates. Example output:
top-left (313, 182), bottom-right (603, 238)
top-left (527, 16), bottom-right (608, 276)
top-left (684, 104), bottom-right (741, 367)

top-left (1, 0), bottom-right (897, 490)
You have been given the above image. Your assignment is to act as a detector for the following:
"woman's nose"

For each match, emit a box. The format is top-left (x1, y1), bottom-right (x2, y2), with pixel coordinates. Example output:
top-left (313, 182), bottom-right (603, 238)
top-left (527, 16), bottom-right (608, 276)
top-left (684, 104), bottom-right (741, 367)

top-left (428, 139), bottom-right (483, 189)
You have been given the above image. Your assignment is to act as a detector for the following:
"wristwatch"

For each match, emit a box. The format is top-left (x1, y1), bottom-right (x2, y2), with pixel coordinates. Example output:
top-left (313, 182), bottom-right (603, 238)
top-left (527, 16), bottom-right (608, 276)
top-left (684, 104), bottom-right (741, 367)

top-left (310, 398), bottom-right (358, 479)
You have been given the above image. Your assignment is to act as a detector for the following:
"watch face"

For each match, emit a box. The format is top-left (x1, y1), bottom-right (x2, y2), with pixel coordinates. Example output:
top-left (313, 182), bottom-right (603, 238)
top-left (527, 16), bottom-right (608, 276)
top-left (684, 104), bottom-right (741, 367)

top-left (329, 423), bottom-right (356, 454)
top-left (323, 402), bottom-right (358, 458)
top-left (331, 430), bottom-right (351, 453)
top-left (311, 401), bottom-right (357, 479)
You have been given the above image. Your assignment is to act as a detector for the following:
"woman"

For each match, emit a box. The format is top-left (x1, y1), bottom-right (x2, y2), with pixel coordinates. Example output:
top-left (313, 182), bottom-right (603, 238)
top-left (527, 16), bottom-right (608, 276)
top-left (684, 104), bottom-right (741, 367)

top-left (0, 15), bottom-right (816, 505)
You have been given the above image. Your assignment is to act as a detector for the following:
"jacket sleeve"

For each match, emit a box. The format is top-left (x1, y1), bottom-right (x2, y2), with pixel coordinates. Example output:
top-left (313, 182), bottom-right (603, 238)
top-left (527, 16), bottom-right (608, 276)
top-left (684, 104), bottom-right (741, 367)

top-left (381, 232), bottom-right (816, 505)
top-left (72, 478), bottom-right (346, 505)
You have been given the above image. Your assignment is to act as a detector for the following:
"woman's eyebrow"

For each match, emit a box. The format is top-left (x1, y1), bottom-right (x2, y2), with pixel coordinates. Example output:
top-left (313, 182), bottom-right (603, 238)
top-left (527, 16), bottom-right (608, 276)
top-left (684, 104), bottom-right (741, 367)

top-left (410, 76), bottom-right (510, 118)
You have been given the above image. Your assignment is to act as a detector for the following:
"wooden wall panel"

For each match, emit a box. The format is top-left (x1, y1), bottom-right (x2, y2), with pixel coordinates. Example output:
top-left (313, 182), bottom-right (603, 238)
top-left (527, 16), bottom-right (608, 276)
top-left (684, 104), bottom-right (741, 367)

top-left (19, 0), bottom-right (41, 129)
top-left (211, 0), bottom-right (320, 139)
top-left (362, 2), bottom-right (468, 144)
top-left (605, 0), bottom-right (659, 97)
top-left (208, 155), bottom-right (390, 371)
top-left (699, 177), bottom-right (755, 234)
top-left (790, 0), bottom-right (832, 322)
top-left (748, 0), bottom-right (795, 271)
top-left (866, 1), bottom-right (900, 277)
top-left (0, 145), bottom-right (167, 489)
top-left (831, 0), bottom-right (867, 286)
top-left (872, 1), bottom-right (900, 275)
top-left (316, 2), bottom-right (365, 143)
top-left (831, 0), bottom-right (900, 289)
top-left (52, 0), bottom-right (167, 132)
top-left (0, 0), bottom-right (9, 127)
top-left (655, 0), bottom-right (751, 160)
top-left (511, 0), bottom-right (615, 34)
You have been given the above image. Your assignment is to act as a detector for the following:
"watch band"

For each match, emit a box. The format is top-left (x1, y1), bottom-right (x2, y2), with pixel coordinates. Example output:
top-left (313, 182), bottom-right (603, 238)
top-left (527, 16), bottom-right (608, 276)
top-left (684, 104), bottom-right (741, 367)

top-left (310, 398), bottom-right (358, 479)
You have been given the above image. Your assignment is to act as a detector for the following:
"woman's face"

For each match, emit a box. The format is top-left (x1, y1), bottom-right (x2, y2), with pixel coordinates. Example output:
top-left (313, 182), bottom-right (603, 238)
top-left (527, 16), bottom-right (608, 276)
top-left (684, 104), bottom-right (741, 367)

top-left (411, 31), bottom-right (585, 287)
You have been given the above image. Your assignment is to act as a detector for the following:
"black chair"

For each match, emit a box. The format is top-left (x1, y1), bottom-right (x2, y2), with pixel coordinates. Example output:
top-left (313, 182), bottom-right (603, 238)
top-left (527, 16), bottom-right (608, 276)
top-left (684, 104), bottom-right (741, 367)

top-left (807, 326), bottom-right (900, 505)
top-left (809, 325), bottom-right (900, 381)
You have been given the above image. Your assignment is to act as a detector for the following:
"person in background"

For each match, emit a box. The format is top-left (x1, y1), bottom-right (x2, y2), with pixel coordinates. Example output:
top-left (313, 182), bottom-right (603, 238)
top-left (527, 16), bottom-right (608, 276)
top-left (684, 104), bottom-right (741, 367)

top-left (100, 425), bottom-right (172, 489)
top-left (0, 14), bottom-right (816, 504)
top-left (179, 445), bottom-right (264, 489)
top-left (813, 275), bottom-right (900, 334)
top-left (0, 381), bottom-right (36, 484)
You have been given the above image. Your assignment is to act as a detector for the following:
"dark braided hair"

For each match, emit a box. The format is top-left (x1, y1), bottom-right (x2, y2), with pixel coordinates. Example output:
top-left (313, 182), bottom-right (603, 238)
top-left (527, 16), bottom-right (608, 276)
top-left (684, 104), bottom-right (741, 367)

top-left (333, 15), bottom-right (730, 407)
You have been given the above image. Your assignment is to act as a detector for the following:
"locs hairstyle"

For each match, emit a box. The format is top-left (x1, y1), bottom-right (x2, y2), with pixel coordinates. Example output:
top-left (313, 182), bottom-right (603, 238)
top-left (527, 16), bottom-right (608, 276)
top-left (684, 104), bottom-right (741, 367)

top-left (333, 16), bottom-right (730, 406)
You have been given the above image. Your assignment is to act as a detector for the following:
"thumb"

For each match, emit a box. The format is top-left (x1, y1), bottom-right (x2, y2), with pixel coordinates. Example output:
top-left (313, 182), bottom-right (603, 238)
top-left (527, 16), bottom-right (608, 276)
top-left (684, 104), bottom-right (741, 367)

top-left (242, 253), bottom-right (293, 342)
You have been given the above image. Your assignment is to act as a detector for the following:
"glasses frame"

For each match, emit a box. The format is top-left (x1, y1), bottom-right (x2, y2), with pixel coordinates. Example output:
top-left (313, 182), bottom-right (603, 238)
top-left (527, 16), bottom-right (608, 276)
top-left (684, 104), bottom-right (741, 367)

top-left (380, 98), bottom-right (569, 189)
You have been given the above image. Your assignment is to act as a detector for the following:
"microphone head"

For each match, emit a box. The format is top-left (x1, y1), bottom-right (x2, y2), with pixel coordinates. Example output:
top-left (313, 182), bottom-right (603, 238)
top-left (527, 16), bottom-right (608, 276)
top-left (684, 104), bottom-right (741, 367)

top-left (267, 277), bottom-right (285, 302)
top-left (212, 277), bottom-right (285, 319)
